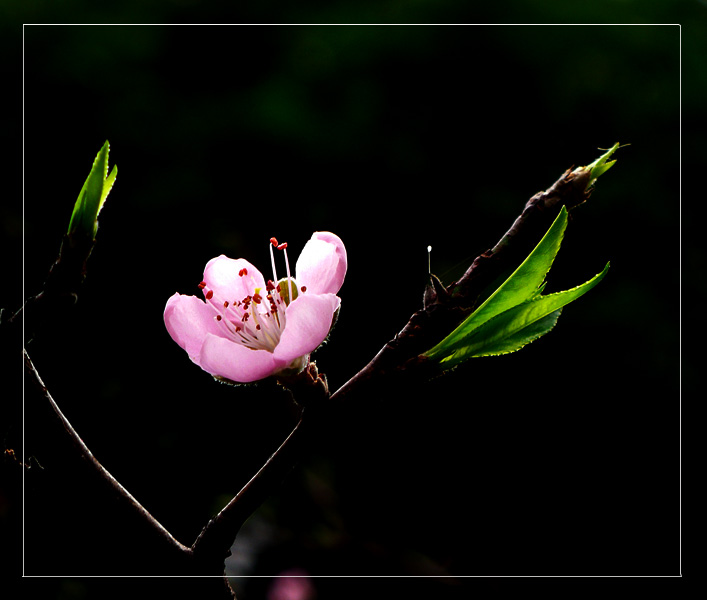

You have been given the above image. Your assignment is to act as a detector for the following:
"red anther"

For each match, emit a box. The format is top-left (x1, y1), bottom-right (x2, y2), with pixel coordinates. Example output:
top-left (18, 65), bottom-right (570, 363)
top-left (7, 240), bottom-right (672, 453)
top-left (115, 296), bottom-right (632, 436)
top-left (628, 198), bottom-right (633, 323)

top-left (252, 293), bottom-right (262, 304)
top-left (205, 290), bottom-right (214, 300)
top-left (270, 237), bottom-right (279, 247)
top-left (198, 281), bottom-right (207, 289)
top-left (216, 315), bottom-right (222, 321)
top-left (266, 280), bottom-right (276, 291)
top-left (256, 324), bottom-right (261, 331)
top-left (235, 326), bottom-right (241, 333)
top-left (223, 301), bottom-right (229, 308)
top-left (301, 286), bottom-right (307, 293)
top-left (239, 268), bottom-right (248, 277)
top-left (277, 242), bottom-right (288, 250)
top-left (242, 312), bottom-right (249, 322)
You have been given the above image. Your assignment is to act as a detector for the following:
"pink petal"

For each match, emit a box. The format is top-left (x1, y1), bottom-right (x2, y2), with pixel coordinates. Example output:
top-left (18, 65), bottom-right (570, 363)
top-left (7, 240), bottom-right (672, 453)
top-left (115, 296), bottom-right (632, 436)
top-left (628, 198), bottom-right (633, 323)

top-left (203, 255), bottom-right (266, 304)
top-left (164, 293), bottom-right (221, 360)
top-left (198, 333), bottom-right (288, 383)
top-left (274, 293), bottom-right (340, 364)
top-left (295, 232), bottom-right (347, 295)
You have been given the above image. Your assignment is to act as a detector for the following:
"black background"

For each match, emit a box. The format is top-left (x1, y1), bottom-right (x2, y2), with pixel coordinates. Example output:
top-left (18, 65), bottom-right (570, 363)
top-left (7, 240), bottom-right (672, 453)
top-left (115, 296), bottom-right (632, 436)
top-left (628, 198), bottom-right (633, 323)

top-left (3, 3), bottom-right (693, 599)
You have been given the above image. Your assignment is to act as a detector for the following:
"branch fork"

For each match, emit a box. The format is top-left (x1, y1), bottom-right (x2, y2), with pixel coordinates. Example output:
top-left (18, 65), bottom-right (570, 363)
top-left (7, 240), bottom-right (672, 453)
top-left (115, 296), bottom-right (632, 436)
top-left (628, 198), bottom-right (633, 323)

top-left (19, 153), bottom-right (610, 585)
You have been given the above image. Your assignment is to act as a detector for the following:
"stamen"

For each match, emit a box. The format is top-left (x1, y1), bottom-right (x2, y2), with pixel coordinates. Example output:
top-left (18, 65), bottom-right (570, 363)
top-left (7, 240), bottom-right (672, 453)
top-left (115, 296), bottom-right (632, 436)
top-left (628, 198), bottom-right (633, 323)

top-left (269, 241), bottom-right (278, 283)
top-left (198, 281), bottom-right (206, 290)
top-left (205, 290), bottom-right (214, 300)
top-left (427, 245), bottom-right (432, 275)
top-left (239, 268), bottom-right (248, 277)
top-left (301, 286), bottom-right (307, 293)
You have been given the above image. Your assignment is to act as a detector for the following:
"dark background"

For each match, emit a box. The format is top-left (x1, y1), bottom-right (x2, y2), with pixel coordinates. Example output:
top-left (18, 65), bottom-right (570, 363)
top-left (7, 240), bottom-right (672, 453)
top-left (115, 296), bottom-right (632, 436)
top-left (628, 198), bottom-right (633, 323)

top-left (3, 2), bottom-right (693, 598)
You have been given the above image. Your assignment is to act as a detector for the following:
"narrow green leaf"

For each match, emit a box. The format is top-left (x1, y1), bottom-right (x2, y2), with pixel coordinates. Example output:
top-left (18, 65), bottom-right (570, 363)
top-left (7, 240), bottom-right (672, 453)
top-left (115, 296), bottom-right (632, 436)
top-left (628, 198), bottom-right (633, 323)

top-left (67, 141), bottom-right (116, 238)
top-left (425, 206), bottom-right (569, 359)
top-left (436, 262), bottom-right (610, 368)
top-left (586, 143), bottom-right (620, 182)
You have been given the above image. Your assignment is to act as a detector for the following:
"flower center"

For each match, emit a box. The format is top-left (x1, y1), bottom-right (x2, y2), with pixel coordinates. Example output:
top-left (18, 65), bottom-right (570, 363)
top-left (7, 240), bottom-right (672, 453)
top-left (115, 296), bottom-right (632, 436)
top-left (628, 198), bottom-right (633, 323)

top-left (198, 238), bottom-right (298, 353)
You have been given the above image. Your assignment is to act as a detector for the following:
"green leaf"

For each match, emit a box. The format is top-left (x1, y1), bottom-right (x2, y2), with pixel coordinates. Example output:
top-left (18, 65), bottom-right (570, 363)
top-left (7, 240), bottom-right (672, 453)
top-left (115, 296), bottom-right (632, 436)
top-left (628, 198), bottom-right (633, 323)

top-left (425, 206), bottom-right (570, 359)
top-left (67, 141), bottom-right (117, 238)
top-left (433, 263), bottom-right (609, 368)
top-left (423, 203), bottom-right (610, 370)
top-left (586, 143), bottom-right (620, 182)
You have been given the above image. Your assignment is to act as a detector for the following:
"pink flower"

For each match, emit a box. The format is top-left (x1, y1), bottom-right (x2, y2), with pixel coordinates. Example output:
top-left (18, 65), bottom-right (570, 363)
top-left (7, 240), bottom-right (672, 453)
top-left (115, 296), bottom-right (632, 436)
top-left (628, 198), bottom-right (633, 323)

top-left (164, 232), bottom-right (346, 383)
top-left (267, 569), bottom-right (315, 600)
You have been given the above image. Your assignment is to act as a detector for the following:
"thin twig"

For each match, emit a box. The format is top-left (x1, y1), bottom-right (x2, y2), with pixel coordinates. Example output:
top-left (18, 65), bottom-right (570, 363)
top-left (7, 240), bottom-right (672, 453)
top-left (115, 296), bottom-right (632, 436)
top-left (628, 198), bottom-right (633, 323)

top-left (191, 363), bottom-right (330, 563)
top-left (23, 348), bottom-right (193, 559)
top-left (192, 413), bottom-right (308, 561)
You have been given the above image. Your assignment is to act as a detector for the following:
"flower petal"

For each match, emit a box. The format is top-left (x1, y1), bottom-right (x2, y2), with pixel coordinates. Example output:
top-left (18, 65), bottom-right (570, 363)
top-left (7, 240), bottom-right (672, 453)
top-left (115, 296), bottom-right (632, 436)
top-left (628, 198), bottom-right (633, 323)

top-left (295, 232), bottom-right (347, 295)
top-left (164, 293), bottom-right (221, 361)
top-left (198, 333), bottom-right (287, 383)
top-left (274, 293), bottom-right (340, 363)
top-left (203, 255), bottom-right (266, 304)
